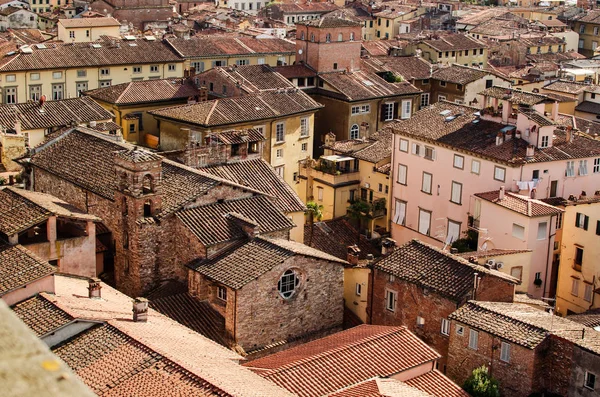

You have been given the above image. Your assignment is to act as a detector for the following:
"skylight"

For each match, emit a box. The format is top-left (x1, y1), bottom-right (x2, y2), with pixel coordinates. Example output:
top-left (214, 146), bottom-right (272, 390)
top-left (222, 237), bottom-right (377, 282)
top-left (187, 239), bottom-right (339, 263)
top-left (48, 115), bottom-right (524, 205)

top-left (440, 109), bottom-right (451, 116)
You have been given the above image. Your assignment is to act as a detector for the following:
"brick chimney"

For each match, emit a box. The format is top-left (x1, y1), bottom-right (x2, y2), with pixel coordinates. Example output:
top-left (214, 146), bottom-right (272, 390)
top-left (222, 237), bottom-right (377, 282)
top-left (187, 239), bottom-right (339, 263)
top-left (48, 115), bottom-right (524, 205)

top-left (133, 297), bottom-right (149, 322)
top-left (499, 186), bottom-right (505, 200)
top-left (347, 245), bottom-right (360, 265)
top-left (88, 277), bottom-right (102, 299)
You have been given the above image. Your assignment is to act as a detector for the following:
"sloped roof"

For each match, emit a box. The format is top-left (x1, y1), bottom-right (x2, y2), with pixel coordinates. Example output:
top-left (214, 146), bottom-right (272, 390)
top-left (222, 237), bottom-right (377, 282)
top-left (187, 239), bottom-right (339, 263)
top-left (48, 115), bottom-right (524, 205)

top-left (432, 64), bottom-right (489, 85)
top-left (373, 240), bottom-right (517, 301)
top-left (201, 64), bottom-right (294, 94)
top-left (166, 36), bottom-right (295, 58)
top-left (0, 244), bottom-right (54, 296)
top-left (190, 237), bottom-right (346, 289)
top-left (200, 158), bottom-right (305, 213)
top-left (11, 294), bottom-right (73, 337)
top-left (245, 325), bottom-right (440, 397)
top-left (318, 69), bottom-right (421, 101)
top-left (479, 86), bottom-right (548, 105)
top-left (84, 78), bottom-right (202, 105)
top-left (404, 370), bottom-right (470, 397)
top-left (304, 218), bottom-right (381, 261)
top-left (58, 17), bottom-right (120, 28)
top-left (421, 34), bottom-right (486, 51)
top-left (475, 190), bottom-right (563, 217)
top-left (544, 80), bottom-right (592, 95)
top-left (176, 195), bottom-right (294, 247)
top-left (0, 96), bottom-right (113, 131)
top-left (297, 15), bottom-right (359, 28)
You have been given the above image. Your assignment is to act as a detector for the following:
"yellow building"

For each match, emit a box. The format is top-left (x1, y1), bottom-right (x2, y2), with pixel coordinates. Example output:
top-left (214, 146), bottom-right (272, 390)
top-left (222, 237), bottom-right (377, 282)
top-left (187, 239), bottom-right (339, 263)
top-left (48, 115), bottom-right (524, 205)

top-left (574, 10), bottom-right (600, 58)
top-left (298, 130), bottom-right (392, 235)
top-left (0, 37), bottom-right (184, 104)
top-left (555, 197), bottom-right (600, 316)
top-left (30, 0), bottom-right (71, 13)
top-left (149, 89), bottom-right (322, 192)
top-left (416, 34), bottom-right (489, 68)
top-left (57, 17), bottom-right (121, 43)
top-left (373, 5), bottom-right (425, 39)
top-left (165, 36), bottom-right (295, 72)
top-left (84, 77), bottom-right (207, 146)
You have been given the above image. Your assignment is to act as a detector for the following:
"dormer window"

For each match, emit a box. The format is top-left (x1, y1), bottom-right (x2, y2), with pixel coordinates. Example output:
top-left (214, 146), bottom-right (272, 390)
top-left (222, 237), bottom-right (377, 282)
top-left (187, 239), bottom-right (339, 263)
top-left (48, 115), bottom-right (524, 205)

top-left (540, 136), bottom-right (549, 148)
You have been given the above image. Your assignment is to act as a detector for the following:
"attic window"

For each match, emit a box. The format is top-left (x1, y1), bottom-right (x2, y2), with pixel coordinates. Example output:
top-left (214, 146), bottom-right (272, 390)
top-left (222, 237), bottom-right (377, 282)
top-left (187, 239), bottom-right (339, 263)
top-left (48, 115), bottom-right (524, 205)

top-left (278, 269), bottom-right (300, 299)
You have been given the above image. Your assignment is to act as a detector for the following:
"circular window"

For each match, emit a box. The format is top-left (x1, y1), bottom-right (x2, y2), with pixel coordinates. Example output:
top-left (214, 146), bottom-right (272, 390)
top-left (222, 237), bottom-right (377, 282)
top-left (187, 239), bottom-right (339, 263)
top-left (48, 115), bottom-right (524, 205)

top-left (278, 269), bottom-right (300, 299)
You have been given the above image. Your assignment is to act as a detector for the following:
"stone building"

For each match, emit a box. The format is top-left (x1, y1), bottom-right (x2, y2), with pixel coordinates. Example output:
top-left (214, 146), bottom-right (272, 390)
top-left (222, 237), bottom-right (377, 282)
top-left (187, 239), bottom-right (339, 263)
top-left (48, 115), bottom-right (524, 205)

top-left (368, 239), bottom-right (518, 371)
top-left (26, 127), bottom-right (297, 296)
top-left (188, 236), bottom-right (346, 352)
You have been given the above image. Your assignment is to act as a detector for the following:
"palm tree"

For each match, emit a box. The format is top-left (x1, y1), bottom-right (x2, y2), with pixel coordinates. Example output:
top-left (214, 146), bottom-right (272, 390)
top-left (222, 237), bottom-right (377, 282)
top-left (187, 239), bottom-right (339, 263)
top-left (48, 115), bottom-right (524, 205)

top-left (305, 201), bottom-right (323, 247)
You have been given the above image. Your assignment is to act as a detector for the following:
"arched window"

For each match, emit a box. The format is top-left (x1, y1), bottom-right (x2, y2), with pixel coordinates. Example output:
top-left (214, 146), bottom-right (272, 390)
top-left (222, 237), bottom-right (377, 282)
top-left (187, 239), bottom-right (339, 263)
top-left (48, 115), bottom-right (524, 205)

top-left (142, 174), bottom-right (153, 194)
top-left (300, 31), bottom-right (305, 40)
top-left (278, 269), bottom-right (300, 299)
top-left (338, 33), bottom-right (343, 42)
top-left (310, 33), bottom-right (315, 42)
top-left (350, 32), bottom-right (355, 41)
top-left (350, 124), bottom-right (359, 140)
top-left (325, 33), bottom-right (331, 43)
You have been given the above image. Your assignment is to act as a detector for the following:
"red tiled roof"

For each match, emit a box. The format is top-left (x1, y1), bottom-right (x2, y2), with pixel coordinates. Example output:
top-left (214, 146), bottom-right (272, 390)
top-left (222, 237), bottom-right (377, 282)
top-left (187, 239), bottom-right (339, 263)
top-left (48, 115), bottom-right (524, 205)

top-left (329, 378), bottom-right (432, 397)
top-left (0, 244), bottom-right (54, 296)
top-left (166, 36), bottom-right (294, 58)
top-left (11, 294), bottom-right (72, 337)
top-left (475, 190), bottom-right (563, 217)
top-left (245, 325), bottom-right (440, 397)
top-left (404, 370), bottom-right (470, 397)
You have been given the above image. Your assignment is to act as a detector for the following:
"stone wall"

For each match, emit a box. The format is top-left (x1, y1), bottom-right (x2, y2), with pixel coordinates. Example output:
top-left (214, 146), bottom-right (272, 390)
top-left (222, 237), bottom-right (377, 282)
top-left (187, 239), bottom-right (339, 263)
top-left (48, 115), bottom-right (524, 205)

top-left (233, 255), bottom-right (344, 352)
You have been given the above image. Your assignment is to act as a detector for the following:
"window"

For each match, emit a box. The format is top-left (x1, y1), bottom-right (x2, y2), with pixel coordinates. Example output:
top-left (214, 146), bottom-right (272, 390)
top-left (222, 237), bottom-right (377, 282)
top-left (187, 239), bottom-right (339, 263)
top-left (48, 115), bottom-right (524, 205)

top-left (168, 64), bottom-right (176, 72)
top-left (579, 160), bottom-right (588, 176)
top-left (438, 95), bottom-right (447, 101)
top-left (217, 286), bottom-right (227, 301)
top-left (401, 100), bottom-right (411, 119)
top-left (29, 86), bottom-right (41, 101)
top-left (355, 283), bottom-right (362, 296)
top-left (133, 66), bottom-right (141, 74)
top-left (383, 102), bottom-right (394, 121)
top-left (494, 166), bottom-right (505, 182)
top-left (317, 186), bottom-right (323, 201)
top-left (471, 159), bottom-right (480, 175)
top-left (585, 283), bottom-right (593, 302)
top-left (236, 59), bottom-right (250, 66)
top-left (4, 87), bottom-right (16, 104)
top-left (301, 142), bottom-right (307, 152)
top-left (557, 213), bottom-right (563, 229)
top-left (350, 124), bottom-right (359, 140)
top-left (572, 278), bottom-right (580, 296)
top-left (447, 220), bottom-right (460, 244)
top-left (440, 81), bottom-right (447, 87)
top-left (594, 158), bottom-right (600, 173)
top-left (510, 266), bottom-right (523, 281)
top-left (411, 143), bottom-right (421, 156)
top-left (326, 33), bottom-right (331, 43)
top-left (537, 222), bottom-right (547, 240)
top-left (191, 61), bottom-right (205, 72)
top-left (30, 73), bottom-right (40, 80)
top-left (394, 200), bottom-right (406, 225)
top-left (52, 71), bottom-right (62, 79)
top-left (310, 33), bottom-right (315, 42)
top-left (337, 33), bottom-right (343, 42)
top-left (456, 325), bottom-right (464, 336)
top-left (385, 290), bottom-right (397, 311)
top-left (351, 106), bottom-right (360, 115)
top-left (150, 65), bottom-right (159, 73)
top-left (585, 372), bottom-right (596, 390)
top-left (278, 269), bottom-right (299, 299)
top-left (595, 26), bottom-right (599, 35)
top-left (566, 161), bottom-right (575, 177)
top-left (441, 319), bottom-right (450, 335)
top-left (418, 209), bottom-right (431, 235)
top-left (541, 135), bottom-right (549, 148)
top-left (453, 154), bottom-right (464, 169)
top-left (52, 84), bottom-right (63, 100)
top-left (424, 146), bottom-right (435, 160)
top-left (399, 139), bottom-right (408, 152)
top-left (397, 164), bottom-right (407, 185)
top-left (512, 223), bottom-right (525, 240)
top-left (486, 79), bottom-right (493, 89)
top-left (597, 220), bottom-right (600, 236)
top-left (500, 342), bottom-right (510, 363)
top-left (350, 32), bottom-right (354, 41)
top-left (276, 148), bottom-right (283, 158)
top-left (76, 82), bottom-right (88, 96)
top-left (100, 80), bottom-right (111, 88)
top-left (575, 247), bottom-right (584, 267)
top-left (421, 172), bottom-right (432, 194)
top-left (276, 123), bottom-right (284, 142)
top-left (469, 329), bottom-right (478, 350)
top-left (274, 165), bottom-right (284, 178)
top-left (451, 182), bottom-right (462, 204)
top-left (576, 213), bottom-right (589, 230)
top-left (420, 93), bottom-right (429, 108)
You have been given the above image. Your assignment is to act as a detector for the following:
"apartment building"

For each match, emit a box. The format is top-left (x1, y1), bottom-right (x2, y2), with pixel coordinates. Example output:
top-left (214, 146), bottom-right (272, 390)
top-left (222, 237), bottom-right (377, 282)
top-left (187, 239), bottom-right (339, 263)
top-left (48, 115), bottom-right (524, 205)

top-left (0, 37), bottom-right (184, 104)
top-left (416, 34), bottom-right (489, 68)
top-left (57, 17), bottom-right (121, 43)
top-left (575, 10), bottom-right (600, 57)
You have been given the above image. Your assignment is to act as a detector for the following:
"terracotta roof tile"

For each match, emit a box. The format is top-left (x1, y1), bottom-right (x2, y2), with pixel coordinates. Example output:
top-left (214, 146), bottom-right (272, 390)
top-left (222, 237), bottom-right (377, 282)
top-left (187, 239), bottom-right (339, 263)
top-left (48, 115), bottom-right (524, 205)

top-left (352, 129), bottom-right (393, 163)
top-left (304, 218), bottom-right (381, 261)
top-left (575, 101), bottom-right (600, 115)
top-left (432, 64), bottom-right (489, 85)
top-left (544, 80), bottom-right (592, 95)
top-left (200, 158), bottom-right (305, 213)
top-left (421, 34), bottom-right (486, 52)
top-left (85, 78), bottom-right (203, 105)
top-left (0, 97), bottom-right (113, 131)
top-left (58, 17), bottom-right (120, 28)
top-left (176, 195), bottom-right (294, 247)
top-left (201, 64), bottom-right (295, 94)
top-left (0, 244), bottom-right (54, 295)
top-left (475, 190), bottom-right (563, 217)
top-left (457, 248), bottom-right (532, 259)
top-left (273, 63), bottom-right (317, 79)
top-left (373, 240), bottom-right (517, 301)
top-left (297, 15), bottom-right (359, 27)
top-left (166, 36), bottom-right (294, 58)
top-left (479, 86), bottom-right (548, 105)
top-left (11, 294), bottom-right (72, 337)
top-left (245, 325), bottom-right (440, 397)
top-left (404, 370), bottom-right (470, 397)
top-left (328, 378), bottom-right (432, 397)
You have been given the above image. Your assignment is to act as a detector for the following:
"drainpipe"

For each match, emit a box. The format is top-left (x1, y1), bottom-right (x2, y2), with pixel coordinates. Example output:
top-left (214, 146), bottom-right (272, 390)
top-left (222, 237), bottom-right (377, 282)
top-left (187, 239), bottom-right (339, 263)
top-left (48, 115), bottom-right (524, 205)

top-left (590, 275), bottom-right (596, 311)
top-left (543, 214), bottom-right (557, 298)
top-left (368, 267), bottom-right (375, 324)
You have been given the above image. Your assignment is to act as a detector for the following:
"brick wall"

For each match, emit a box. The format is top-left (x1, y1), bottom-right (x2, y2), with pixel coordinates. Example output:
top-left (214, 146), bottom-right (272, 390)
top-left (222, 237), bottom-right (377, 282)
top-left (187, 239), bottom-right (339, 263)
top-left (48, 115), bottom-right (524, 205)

top-left (296, 24), bottom-right (362, 73)
top-left (196, 68), bottom-right (248, 98)
top-left (447, 320), bottom-right (538, 397)
top-left (475, 274), bottom-right (515, 303)
top-left (233, 256), bottom-right (344, 351)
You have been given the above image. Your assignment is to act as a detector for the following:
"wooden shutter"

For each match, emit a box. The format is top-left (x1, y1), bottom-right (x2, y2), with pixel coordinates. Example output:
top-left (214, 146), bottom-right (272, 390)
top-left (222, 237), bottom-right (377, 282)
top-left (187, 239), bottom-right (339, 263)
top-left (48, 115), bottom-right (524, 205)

top-left (380, 104), bottom-right (386, 121)
top-left (393, 102), bottom-right (399, 119)
top-left (584, 215), bottom-right (589, 231)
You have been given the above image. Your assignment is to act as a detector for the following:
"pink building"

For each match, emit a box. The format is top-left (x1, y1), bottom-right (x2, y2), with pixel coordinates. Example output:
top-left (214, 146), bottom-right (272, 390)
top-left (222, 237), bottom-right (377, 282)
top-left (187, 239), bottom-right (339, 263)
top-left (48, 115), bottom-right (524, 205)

top-left (390, 88), bottom-right (600, 297)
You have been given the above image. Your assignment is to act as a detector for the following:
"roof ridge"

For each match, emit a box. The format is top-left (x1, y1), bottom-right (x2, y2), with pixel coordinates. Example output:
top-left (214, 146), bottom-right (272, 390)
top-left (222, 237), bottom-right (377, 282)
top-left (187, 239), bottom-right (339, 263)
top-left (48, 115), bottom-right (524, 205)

top-left (466, 301), bottom-right (551, 334)
top-left (257, 326), bottom-right (409, 375)
top-left (205, 99), bottom-right (219, 124)
top-left (115, 81), bottom-right (133, 103)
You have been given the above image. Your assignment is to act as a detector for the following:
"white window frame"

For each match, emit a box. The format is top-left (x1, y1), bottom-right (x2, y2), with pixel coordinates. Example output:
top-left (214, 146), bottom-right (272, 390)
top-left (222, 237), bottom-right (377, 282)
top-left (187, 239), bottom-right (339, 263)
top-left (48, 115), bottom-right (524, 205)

top-left (150, 65), bottom-right (159, 73)
top-left (585, 371), bottom-right (596, 390)
top-left (399, 139), bottom-right (408, 152)
top-left (469, 329), bottom-right (478, 350)
top-left (275, 122), bottom-right (285, 142)
top-left (441, 318), bottom-right (450, 335)
top-left (300, 117), bottom-right (309, 137)
top-left (512, 223), bottom-right (525, 240)
top-left (275, 165), bottom-right (284, 178)
top-left (541, 135), bottom-right (549, 148)
top-left (217, 286), bottom-right (227, 301)
top-left (424, 146), bottom-right (435, 161)
top-left (537, 222), bottom-right (547, 240)
top-left (383, 102), bottom-right (394, 121)
top-left (276, 148), bottom-right (283, 158)
top-left (418, 209), bottom-right (431, 236)
top-left (421, 172), bottom-right (432, 194)
top-left (456, 325), bottom-right (465, 336)
top-left (397, 164), bottom-right (407, 185)
top-left (453, 154), bottom-right (464, 169)
top-left (451, 181), bottom-right (462, 205)
top-left (30, 73), bottom-right (40, 81)
top-left (5, 75), bottom-right (15, 83)
top-left (350, 124), bottom-right (359, 140)
top-left (394, 200), bottom-right (406, 225)
top-left (301, 142), bottom-right (307, 152)
top-left (420, 93), bottom-right (429, 108)
top-left (579, 160), bottom-right (588, 176)
top-left (594, 158), bottom-right (600, 173)
top-left (411, 143), bottom-right (421, 156)
top-left (585, 283), bottom-right (593, 302)
top-left (471, 159), bottom-right (480, 175)
top-left (385, 289), bottom-right (397, 312)
top-left (355, 283), bottom-right (362, 296)
top-left (401, 99), bottom-right (412, 119)
top-left (494, 166), bottom-right (506, 182)
top-left (133, 66), bottom-right (142, 74)
top-left (317, 186), bottom-right (323, 201)
top-left (572, 278), bottom-right (580, 296)
top-left (566, 160), bottom-right (575, 177)
top-left (500, 342), bottom-right (510, 362)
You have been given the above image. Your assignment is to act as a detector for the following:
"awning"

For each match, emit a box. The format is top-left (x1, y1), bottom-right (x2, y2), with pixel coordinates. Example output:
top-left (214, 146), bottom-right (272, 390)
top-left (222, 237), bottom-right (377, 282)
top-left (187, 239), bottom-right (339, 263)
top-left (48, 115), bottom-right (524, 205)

top-left (321, 155), bottom-right (355, 162)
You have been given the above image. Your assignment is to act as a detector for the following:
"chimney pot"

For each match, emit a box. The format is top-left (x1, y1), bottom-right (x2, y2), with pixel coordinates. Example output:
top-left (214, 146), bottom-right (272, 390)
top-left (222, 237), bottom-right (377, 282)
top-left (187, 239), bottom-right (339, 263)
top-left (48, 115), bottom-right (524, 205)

top-left (499, 186), bottom-right (505, 200)
top-left (133, 297), bottom-right (149, 322)
top-left (88, 277), bottom-right (102, 299)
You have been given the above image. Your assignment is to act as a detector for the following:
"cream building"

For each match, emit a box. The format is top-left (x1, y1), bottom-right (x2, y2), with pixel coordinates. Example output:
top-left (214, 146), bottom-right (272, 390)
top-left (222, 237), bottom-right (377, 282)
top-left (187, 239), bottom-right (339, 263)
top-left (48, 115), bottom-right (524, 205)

top-left (57, 17), bottom-right (121, 43)
top-left (0, 37), bottom-right (184, 104)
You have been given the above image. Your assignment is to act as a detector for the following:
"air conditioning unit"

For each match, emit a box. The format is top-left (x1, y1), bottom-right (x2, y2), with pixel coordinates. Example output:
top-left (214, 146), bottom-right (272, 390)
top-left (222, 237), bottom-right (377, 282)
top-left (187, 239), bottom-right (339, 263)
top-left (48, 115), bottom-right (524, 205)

top-left (496, 262), bottom-right (504, 270)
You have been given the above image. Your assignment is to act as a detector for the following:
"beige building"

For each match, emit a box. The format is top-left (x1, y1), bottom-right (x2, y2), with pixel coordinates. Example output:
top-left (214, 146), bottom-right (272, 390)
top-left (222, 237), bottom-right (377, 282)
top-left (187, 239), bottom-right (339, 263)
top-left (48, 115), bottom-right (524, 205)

top-left (57, 17), bottom-right (121, 43)
top-left (416, 34), bottom-right (489, 68)
top-left (554, 196), bottom-right (600, 316)
top-left (0, 37), bottom-right (184, 104)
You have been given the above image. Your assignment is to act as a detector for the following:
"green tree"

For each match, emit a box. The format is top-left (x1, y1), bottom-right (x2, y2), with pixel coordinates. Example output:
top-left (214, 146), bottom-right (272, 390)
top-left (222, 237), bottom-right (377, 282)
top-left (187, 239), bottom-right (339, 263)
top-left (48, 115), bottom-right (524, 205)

top-left (463, 365), bottom-right (500, 397)
top-left (305, 201), bottom-right (323, 247)
top-left (347, 200), bottom-right (371, 244)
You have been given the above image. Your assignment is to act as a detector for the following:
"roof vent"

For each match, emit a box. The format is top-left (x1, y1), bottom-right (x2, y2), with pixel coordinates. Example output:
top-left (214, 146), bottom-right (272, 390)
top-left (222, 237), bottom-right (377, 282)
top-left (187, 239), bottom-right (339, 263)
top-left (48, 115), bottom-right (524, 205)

top-left (124, 35), bottom-right (136, 41)
top-left (144, 35), bottom-right (156, 41)
top-left (91, 43), bottom-right (102, 49)
top-left (20, 45), bottom-right (33, 54)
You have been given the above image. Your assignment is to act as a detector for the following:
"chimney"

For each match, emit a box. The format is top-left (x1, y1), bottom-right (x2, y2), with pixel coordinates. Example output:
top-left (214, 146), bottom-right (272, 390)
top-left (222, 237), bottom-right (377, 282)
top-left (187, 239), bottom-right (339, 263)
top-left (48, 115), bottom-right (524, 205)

top-left (551, 100), bottom-right (559, 121)
top-left (88, 277), bottom-right (102, 299)
top-left (184, 68), bottom-right (190, 78)
top-left (496, 132), bottom-right (504, 146)
top-left (133, 297), bottom-right (149, 322)
top-left (347, 245), bottom-right (360, 265)
top-left (505, 130), bottom-right (512, 141)
top-left (526, 145), bottom-right (535, 160)
top-left (515, 130), bottom-right (522, 139)
top-left (567, 126), bottom-right (574, 143)
top-left (499, 186), bottom-right (505, 200)
top-left (14, 118), bottom-right (21, 135)
top-left (381, 237), bottom-right (396, 255)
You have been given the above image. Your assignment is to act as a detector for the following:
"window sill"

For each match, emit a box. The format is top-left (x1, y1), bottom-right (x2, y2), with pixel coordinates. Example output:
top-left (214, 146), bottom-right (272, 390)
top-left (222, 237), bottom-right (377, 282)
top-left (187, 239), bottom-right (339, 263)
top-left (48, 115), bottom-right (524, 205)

top-left (450, 201), bottom-right (462, 205)
top-left (299, 134), bottom-right (310, 139)
top-left (421, 191), bottom-right (432, 195)
top-left (274, 141), bottom-right (285, 145)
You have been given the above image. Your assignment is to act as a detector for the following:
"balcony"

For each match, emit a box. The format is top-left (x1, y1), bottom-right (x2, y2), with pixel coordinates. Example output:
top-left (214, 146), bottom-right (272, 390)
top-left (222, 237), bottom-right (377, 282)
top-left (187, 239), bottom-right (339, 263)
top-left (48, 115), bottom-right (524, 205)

top-left (348, 198), bottom-right (387, 219)
top-left (311, 155), bottom-right (360, 185)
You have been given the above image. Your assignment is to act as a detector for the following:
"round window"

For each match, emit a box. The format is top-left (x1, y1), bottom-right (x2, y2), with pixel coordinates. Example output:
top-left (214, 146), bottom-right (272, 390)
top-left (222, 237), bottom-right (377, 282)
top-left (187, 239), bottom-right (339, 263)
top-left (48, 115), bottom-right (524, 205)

top-left (278, 269), bottom-right (300, 299)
